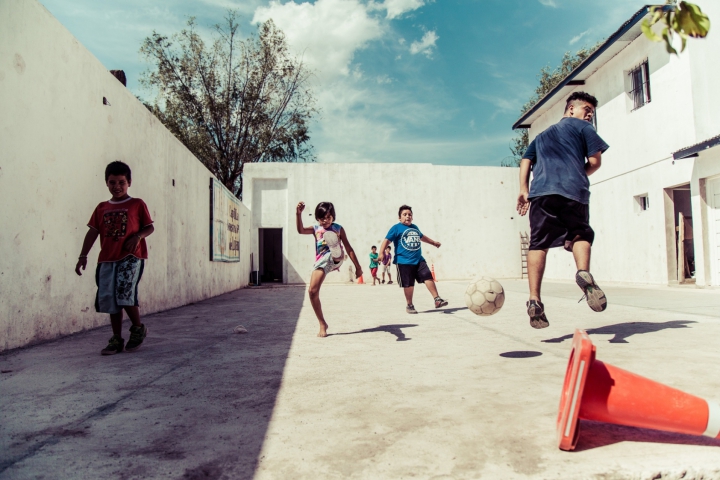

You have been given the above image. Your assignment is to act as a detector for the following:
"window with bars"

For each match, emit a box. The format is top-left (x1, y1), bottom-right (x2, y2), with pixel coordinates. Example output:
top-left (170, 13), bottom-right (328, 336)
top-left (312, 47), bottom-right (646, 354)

top-left (628, 60), bottom-right (651, 110)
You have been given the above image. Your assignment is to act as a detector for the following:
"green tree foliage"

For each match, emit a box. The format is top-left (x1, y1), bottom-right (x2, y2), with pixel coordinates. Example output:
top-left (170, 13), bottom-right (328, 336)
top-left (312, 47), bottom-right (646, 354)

top-left (502, 43), bottom-right (601, 167)
top-left (643, 1), bottom-right (710, 54)
top-left (140, 13), bottom-right (316, 198)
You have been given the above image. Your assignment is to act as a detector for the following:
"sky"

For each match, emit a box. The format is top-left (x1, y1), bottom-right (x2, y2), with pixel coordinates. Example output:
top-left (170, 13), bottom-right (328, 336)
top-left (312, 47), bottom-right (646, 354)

top-left (40, 0), bottom-right (651, 166)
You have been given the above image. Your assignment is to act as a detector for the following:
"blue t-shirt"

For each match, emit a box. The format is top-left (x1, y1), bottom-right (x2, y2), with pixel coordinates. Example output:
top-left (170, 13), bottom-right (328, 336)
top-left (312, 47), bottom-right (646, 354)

top-left (524, 117), bottom-right (609, 204)
top-left (385, 223), bottom-right (424, 265)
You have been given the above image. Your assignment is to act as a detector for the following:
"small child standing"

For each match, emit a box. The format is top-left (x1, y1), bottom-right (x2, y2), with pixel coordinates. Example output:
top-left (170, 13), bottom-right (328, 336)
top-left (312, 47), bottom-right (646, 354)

top-left (369, 246), bottom-right (380, 285)
top-left (75, 161), bottom-right (154, 355)
top-left (380, 245), bottom-right (393, 284)
top-left (296, 201), bottom-right (363, 337)
top-left (378, 205), bottom-right (447, 314)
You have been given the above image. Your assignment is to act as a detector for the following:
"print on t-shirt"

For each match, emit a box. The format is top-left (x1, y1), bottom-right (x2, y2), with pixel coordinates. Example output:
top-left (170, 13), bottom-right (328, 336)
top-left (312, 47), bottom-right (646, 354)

top-left (400, 228), bottom-right (422, 251)
top-left (103, 210), bottom-right (128, 241)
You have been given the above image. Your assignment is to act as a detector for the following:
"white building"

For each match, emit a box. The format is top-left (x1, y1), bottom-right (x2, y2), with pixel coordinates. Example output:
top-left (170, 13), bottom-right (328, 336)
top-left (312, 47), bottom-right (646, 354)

top-left (513, 4), bottom-right (720, 287)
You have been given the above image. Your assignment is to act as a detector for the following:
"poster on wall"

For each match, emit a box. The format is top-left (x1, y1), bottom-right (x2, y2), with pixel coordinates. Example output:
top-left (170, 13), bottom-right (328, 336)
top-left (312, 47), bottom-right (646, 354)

top-left (210, 178), bottom-right (241, 262)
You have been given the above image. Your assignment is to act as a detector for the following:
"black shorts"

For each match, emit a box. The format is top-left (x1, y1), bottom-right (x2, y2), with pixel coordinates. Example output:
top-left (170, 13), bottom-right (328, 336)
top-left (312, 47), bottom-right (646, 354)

top-left (529, 195), bottom-right (594, 250)
top-left (396, 261), bottom-right (434, 287)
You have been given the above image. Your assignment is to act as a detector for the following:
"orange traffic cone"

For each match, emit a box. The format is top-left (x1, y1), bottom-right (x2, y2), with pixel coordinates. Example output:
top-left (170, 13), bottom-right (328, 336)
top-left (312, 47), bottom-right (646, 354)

top-left (431, 264), bottom-right (437, 282)
top-left (357, 275), bottom-right (364, 284)
top-left (557, 329), bottom-right (720, 451)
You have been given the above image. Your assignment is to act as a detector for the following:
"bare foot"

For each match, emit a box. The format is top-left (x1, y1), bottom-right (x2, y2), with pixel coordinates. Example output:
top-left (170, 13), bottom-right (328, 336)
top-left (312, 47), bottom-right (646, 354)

top-left (318, 321), bottom-right (329, 338)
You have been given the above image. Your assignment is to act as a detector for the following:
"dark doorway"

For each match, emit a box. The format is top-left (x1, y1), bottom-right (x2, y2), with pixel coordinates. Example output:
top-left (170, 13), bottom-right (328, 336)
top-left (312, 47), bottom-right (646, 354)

top-left (672, 185), bottom-right (695, 281)
top-left (259, 228), bottom-right (283, 283)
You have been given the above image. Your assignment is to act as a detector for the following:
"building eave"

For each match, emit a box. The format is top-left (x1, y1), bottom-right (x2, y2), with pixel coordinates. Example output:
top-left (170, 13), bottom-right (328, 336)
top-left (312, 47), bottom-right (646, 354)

top-left (673, 134), bottom-right (720, 160)
top-left (512, 4), bottom-right (665, 130)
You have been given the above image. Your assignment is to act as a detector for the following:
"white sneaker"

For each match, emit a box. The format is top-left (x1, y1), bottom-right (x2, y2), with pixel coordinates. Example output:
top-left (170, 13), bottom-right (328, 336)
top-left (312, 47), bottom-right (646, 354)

top-left (323, 231), bottom-right (343, 259)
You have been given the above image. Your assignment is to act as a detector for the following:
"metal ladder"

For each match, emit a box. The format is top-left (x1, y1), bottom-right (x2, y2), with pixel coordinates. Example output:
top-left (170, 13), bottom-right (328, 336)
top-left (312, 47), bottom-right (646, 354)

top-left (520, 232), bottom-right (529, 279)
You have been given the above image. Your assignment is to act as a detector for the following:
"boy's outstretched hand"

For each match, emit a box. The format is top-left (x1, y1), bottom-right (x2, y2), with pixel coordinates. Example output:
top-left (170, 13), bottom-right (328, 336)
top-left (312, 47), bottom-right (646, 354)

top-left (296, 201), bottom-right (305, 215)
top-left (75, 257), bottom-right (87, 276)
top-left (355, 267), bottom-right (364, 279)
top-left (517, 191), bottom-right (530, 216)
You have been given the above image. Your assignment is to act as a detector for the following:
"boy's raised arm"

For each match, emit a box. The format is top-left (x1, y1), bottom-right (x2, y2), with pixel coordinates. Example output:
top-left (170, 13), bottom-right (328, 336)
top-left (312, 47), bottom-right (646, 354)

top-left (421, 235), bottom-right (441, 248)
top-left (296, 201), bottom-right (313, 234)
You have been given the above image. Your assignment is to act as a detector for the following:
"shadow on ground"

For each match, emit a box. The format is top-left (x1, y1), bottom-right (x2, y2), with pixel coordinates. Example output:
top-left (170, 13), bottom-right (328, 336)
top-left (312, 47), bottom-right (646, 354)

top-left (499, 351), bottom-right (543, 358)
top-left (420, 307), bottom-right (468, 315)
top-left (574, 419), bottom-right (720, 452)
top-left (0, 286), bottom-right (306, 478)
top-left (542, 320), bottom-right (697, 344)
top-left (331, 324), bottom-right (418, 341)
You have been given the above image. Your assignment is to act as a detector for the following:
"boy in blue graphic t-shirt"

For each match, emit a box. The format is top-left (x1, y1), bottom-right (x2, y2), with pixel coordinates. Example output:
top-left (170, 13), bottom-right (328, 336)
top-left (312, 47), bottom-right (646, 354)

top-left (378, 205), bottom-right (447, 314)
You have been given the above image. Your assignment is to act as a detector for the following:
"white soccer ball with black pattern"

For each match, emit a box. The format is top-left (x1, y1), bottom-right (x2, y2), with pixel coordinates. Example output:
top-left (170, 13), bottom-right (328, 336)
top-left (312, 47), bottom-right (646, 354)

top-left (465, 277), bottom-right (505, 316)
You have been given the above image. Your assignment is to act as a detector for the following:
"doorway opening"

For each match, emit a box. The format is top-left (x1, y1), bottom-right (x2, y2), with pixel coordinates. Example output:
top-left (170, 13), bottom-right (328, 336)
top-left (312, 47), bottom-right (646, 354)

top-left (259, 228), bottom-right (283, 283)
top-left (670, 185), bottom-right (695, 283)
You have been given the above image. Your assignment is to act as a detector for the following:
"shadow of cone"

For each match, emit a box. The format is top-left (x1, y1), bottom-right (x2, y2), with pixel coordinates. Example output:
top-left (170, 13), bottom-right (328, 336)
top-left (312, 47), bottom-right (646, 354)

top-left (557, 329), bottom-right (720, 451)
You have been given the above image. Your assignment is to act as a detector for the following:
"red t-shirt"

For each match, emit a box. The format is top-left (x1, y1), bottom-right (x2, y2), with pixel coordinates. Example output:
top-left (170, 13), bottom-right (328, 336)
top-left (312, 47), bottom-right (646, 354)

top-left (88, 197), bottom-right (153, 263)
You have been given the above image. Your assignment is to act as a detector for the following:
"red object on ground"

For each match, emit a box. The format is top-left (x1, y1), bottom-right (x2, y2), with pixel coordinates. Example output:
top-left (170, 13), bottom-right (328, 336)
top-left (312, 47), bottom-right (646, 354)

top-left (357, 275), bottom-right (364, 284)
top-left (431, 264), bottom-right (437, 282)
top-left (557, 329), bottom-right (720, 451)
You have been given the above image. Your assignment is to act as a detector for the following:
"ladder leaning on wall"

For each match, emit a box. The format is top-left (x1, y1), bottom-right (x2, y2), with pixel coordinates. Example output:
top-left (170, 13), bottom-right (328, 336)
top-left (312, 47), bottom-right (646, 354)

top-left (520, 232), bottom-right (529, 279)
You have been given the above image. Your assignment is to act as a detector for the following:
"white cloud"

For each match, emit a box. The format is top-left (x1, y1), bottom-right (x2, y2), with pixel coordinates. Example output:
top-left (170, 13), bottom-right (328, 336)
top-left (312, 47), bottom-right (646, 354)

top-left (538, 0), bottom-right (557, 7)
top-left (569, 29), bottom-right (591, 45)
top-left (409, 30), bottom-right (438, 57)
top-left (252, 0), bottom-right (383, 80)
top-left (383, 0), bottom-right (425, 19)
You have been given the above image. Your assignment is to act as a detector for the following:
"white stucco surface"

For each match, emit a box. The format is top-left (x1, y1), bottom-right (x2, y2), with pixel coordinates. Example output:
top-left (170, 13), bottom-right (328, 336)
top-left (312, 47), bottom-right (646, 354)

top-left (0, 0), bottom-right (251, 351)
top-left (243, 163), bottom-right (529, 285)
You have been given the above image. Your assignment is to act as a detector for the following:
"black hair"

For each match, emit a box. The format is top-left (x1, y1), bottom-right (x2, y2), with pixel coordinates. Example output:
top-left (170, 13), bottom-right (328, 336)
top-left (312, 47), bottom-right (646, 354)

top-left (564, 91), bottom-right (598, 112)
top-left (315, 202), bottom-right (336, 221)
top-left (385, 245), bottom-right (391, 250)
top-left (371, 245), bottom-right (377, 250)
top-left (398, 205), bottom-right (412, 217)
top-left (105, 161), bottom-right (131, 182)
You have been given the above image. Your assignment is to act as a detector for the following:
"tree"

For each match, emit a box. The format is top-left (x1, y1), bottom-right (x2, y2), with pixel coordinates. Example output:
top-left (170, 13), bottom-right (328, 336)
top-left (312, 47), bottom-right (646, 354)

top-left (502, 43), bottom-right (601, 167)
top-left (643, 1), bottom-right (710, 54)
top-left (140, 13), bottom-right (316, 198)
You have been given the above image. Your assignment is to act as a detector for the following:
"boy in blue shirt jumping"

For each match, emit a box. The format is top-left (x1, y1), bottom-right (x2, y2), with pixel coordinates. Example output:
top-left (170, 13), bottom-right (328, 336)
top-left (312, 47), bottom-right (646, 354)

top-left (378, 205), bottom-right (447, 314)
top-left (517, 91), bottom-right (609, 329)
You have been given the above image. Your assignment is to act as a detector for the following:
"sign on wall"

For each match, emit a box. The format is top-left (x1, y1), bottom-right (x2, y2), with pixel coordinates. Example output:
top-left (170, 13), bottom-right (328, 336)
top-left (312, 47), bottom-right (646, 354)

top-left (210, 178), bottom-right (241, 262)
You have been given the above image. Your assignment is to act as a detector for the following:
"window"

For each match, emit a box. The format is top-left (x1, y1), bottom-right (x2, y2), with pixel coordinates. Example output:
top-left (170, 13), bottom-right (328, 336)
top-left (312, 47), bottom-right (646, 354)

top-left (634, 194), bottom-right (649, 213)
top-left (628, 60), bottom-right (651, 110)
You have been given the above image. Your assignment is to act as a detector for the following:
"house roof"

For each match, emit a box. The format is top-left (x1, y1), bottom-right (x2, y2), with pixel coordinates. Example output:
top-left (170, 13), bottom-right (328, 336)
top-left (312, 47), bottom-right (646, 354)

top-left (673, 134), bottom-right (720, 160)
top-left (512, 5), bottom-right (664, 130)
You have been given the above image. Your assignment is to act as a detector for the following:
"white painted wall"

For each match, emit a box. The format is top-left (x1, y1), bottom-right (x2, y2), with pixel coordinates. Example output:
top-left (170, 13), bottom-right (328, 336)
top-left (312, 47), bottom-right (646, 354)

top-left (0, 0), bottom-right (251, 351)
top-left (528, 26), bottom-right (720, 286)
top-left (244, 163), bottom-right (529, 285)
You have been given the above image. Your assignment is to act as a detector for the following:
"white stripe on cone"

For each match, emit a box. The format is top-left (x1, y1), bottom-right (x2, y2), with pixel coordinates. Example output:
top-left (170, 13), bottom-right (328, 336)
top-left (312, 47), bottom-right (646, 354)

top-left (704, 401), bottom-right (720, 438)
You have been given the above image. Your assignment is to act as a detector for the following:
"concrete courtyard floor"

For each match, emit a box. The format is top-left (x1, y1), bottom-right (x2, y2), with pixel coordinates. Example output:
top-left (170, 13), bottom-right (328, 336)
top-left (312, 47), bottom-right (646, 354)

top-left (2, 279), bottom-right (720, 480)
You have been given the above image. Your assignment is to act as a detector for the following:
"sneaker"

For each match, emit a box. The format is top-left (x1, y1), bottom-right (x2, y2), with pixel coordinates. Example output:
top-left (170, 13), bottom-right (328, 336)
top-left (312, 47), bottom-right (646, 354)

top-left (406, 304), bottom-right (418, 314)
top-left (382, 279), bottom-right (386, 284)
top-left (388, 281), bottom-right (393, 285)
top-left (434, 297), bottom-right (448, 308)
top-left (125, 324), bottom-right (148, 352)
top-left (322, 231), bottom-right (343, 259)
top-left (575, 270), bottom-right (607, 312)
top-left (101, 335), bottom-right (125, 355)
top-left (527, 300), bottom-right (549, 329)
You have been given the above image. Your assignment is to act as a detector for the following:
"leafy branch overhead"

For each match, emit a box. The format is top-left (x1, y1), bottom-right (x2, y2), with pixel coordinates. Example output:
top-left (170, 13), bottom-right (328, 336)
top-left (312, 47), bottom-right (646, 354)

top-left (642, 1), bottom-right (710, 54)
top-left (140, 13), bottom-right (317, 199)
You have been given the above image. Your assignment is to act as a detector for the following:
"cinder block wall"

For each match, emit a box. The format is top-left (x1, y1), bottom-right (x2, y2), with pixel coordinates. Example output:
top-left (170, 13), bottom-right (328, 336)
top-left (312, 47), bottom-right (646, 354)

top-left (0, 0), bottom-right (250, 351)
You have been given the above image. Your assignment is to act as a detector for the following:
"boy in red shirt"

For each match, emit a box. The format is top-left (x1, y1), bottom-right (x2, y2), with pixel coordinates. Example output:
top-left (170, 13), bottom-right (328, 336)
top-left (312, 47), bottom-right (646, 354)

top-left (75, 161), bottom-right (154, 355)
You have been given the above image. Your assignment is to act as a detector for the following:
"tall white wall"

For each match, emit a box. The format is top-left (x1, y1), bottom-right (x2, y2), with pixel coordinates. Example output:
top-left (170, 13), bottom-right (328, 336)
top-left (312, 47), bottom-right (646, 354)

top-left (527, 30), bottom-right (718, 285)
top-left (244, 163), bottom-right (529, 285)
top-left (0, 0), bottom-right (250, 351)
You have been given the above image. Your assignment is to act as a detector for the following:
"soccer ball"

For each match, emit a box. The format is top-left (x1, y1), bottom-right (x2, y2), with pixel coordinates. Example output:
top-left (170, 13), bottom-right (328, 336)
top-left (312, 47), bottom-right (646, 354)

top-left (465, 277), bottom-right (505, 316)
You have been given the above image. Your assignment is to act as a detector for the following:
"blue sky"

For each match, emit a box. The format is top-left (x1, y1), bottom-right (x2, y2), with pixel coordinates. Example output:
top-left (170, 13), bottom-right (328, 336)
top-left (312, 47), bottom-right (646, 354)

top-left (40, 0), bottom-right (650, 166)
